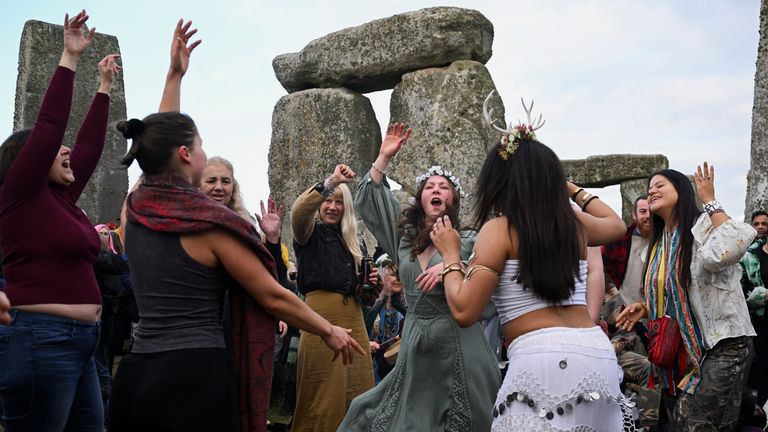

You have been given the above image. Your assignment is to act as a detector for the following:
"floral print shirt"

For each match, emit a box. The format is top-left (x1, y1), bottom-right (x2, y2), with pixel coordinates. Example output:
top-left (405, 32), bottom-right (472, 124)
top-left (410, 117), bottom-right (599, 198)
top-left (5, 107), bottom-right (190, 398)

top-left (689, 214), bottom-right (757, 349)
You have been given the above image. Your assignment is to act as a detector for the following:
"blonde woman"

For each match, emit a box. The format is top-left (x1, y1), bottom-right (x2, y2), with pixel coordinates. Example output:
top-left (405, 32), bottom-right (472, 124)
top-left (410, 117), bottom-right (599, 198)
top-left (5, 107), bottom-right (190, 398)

top-left (290, 164), bottom-right (375, 432)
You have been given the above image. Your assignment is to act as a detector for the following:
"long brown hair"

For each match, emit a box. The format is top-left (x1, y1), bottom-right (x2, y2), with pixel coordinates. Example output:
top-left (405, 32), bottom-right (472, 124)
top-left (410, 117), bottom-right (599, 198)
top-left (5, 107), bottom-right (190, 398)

top-left (398, 177), bottom-right (461, 260)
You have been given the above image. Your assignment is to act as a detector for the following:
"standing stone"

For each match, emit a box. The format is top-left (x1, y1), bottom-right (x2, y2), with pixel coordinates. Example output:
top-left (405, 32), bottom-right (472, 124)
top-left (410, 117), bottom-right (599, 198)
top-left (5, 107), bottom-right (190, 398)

top-left (268, 88), bottom-right (381, 250)
top-left (746, 0), bottom-right (768, 220)
top-left (14, 20), bottom-right (128, 224)
top-left (620, 179), bottom-right (649, 224)
top-left (273, 7), bottom-right (494, 94)
top-left (387, 60), bottom-right (505, 222)
top-left (562, 154), bottom-right (668, 188)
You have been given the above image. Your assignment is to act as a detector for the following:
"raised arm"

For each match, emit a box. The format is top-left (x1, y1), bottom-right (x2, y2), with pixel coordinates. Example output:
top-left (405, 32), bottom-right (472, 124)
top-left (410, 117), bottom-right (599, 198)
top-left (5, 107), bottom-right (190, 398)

top-left (158, 19), bottom-right (201, 113)
top-left (291, 164), bottom-right (355, 245)
top-left (567, 182), bottom-right (626, 246)
top-left (69, 54), bottom-right (120, 199)
top-left (2, 11), bottom-right (94, 198)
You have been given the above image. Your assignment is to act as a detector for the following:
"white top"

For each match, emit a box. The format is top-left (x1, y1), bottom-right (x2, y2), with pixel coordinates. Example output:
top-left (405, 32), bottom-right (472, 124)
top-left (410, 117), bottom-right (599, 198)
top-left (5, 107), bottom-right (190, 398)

top-left (491, 260), bottom-right (588, 326)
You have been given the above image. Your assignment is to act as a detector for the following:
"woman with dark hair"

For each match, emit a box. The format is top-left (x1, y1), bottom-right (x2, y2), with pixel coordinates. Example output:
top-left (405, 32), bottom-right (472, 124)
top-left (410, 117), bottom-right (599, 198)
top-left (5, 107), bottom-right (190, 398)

top-left (0, 10), bottom-right (119, 430)
top-left (617, 164), bottom-right (756, 430)
top-left (340, 124), bottom-right (501, 431)
top-left (431, 98), bottom-right (630, 430)
top-left (107, 21), bottom-right (364, 432)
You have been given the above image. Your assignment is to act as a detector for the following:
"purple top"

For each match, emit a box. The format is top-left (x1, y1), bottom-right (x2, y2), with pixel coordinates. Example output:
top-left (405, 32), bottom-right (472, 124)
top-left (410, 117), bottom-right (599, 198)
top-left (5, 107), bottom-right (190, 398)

top-left (0, 66), bottom-right (109, 306)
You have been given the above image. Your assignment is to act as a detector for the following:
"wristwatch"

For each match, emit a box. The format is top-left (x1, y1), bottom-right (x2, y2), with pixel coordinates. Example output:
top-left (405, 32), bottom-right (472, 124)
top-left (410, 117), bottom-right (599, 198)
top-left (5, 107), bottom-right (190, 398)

top-left (312, 176), bottom-right (336, 198)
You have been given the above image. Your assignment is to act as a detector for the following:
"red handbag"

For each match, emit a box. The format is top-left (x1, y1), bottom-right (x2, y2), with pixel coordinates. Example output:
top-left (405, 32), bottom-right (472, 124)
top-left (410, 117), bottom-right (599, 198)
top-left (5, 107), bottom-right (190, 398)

top-left (646, 315), bottom-right (682, 368)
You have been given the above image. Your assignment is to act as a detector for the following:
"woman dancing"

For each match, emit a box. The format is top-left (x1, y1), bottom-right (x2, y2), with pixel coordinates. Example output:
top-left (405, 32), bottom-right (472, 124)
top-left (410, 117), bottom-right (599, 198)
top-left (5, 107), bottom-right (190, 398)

top-left (340, 124), bottom-right (501, 431)
top-left (0, 10), bottom-right (119, 430)
top-left (617, 164), bottom-right (756, 430)
top-left (431, 97), bottom-right (632, 430)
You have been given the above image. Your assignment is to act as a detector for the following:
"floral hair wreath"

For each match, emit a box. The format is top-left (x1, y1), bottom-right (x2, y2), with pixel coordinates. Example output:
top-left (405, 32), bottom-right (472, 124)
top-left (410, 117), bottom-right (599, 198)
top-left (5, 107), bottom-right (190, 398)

top-left (415, 165), bottom-right (465, 198)
top-left (375, 253), bottom-right (393, 269)
top-left (482, 90), bottom-right (546, 160)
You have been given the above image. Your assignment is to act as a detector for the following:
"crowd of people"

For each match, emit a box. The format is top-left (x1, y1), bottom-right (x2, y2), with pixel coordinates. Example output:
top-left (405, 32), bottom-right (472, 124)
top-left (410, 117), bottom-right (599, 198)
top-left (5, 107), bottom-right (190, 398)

top-left (0, 9), bottom-right (765, 432)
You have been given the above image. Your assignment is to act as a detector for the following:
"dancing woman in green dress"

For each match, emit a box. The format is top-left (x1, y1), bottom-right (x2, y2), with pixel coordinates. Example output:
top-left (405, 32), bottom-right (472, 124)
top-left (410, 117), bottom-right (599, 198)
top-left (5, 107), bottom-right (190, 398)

top-left (339, 124), bottom-right (501, 431)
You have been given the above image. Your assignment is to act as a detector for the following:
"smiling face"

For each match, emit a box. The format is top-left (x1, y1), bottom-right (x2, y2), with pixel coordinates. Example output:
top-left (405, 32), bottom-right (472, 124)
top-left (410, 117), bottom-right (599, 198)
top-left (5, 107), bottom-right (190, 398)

top-left (647, 174), bottom-right (679, 223)
top-left (319, 191), bottom-right (344, 225)
top-left (419, 175), bottom-right (456, 223)
top-left (48, 145), bottom-right (74, 185)
top-left (200, 162), bottom-right (234, 206)
top-left (633, 198), bottom-right (651, 237)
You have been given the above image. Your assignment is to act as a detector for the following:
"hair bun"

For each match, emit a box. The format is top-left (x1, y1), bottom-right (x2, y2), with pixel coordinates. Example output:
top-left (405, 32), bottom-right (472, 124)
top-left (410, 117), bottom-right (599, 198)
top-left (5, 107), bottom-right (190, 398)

top-left (118, 118), bottom-right (145, 139)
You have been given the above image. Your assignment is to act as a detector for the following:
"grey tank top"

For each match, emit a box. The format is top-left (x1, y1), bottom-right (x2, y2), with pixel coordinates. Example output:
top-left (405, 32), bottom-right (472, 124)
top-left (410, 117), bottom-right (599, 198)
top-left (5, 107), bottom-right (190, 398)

top-left (126, 223), bottom-right (233, 353)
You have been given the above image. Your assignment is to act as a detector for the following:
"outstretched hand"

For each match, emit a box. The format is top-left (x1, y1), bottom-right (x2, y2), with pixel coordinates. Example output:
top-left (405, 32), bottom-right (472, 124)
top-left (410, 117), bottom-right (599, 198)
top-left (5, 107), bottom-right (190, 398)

top-left (331, 164), bottom-right (356, 186)
top-left (63, 10), bottom-right (95, 57)
top-left (380, 123), bottom-right (411, 159)
top-left (169, 19), bottom-right (202, 77)
top-left (322, 325), bottom-right (366, 365)
top-left (255, 196), bottom-right (285, 244)
top-left (98, 54), bottom-right (121, 91)
top-left (615, 303), bottom-right (646, 332)
top-left (693, 161), bottom-right (716, 203)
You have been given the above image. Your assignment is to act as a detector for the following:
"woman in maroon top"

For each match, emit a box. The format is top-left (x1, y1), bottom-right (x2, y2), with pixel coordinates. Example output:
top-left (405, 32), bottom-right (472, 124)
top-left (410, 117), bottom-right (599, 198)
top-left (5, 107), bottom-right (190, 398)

top-left (0, 10), bottom-right (119, 431)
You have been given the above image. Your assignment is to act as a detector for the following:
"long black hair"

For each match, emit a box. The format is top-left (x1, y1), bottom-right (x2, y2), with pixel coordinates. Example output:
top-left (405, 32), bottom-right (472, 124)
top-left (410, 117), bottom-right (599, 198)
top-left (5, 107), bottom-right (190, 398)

top-left (398, 177), bottom-right (461, 260)
top-left (473, 139), bottom-right (583, 303)
top-left (645, 169), bottom-right (702, 291)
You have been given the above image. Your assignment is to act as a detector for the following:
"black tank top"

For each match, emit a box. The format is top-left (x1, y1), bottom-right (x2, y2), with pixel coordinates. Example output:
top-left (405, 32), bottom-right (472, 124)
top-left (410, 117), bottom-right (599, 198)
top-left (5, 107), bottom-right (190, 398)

top-left (126, 223), bottom-right (233, 353)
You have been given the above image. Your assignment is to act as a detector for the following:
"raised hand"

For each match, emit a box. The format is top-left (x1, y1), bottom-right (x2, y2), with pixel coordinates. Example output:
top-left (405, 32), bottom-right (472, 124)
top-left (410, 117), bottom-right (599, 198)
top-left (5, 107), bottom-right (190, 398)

top-left (430, 215), bottom-right (461, 259)
top-left (98, 54), bottom-right (121, 93)
top-left (255, 196), bottom-right (285, 244)
top-left (331, 164), bottom-right (356, 186)
top-left (63, 10), bottom-right (95, 57)
top-left (169, 19), bottom-right (202, 77)
top-left (380, 123), bottom-right (411, 159)
top-left (693, 161), bottom-right (715, 203)
top-left (322, 325), bottom-right (366, 365)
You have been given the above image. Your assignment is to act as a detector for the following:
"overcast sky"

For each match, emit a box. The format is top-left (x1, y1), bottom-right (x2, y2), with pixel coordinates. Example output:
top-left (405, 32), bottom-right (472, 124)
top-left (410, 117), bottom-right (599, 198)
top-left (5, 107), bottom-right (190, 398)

top-left (0, 1), bottom-right (760, 220)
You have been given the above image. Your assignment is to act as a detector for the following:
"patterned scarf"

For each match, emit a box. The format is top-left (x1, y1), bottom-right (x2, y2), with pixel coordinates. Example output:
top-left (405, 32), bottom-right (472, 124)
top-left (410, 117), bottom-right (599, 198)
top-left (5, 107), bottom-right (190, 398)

top-left (127, 174), bottom-right (276, 432)
top-left (644, 226), bottom-right (705, 393)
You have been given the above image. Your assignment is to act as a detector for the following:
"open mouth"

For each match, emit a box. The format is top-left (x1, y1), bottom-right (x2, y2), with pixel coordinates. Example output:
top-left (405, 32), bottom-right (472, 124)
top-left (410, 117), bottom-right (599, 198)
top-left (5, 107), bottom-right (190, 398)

top-left (430, 197), bottom-right (443, 206)
top-left (210, 193), bottom-right (225, 202)
top-left (62, 160), bottom-right (71, 169)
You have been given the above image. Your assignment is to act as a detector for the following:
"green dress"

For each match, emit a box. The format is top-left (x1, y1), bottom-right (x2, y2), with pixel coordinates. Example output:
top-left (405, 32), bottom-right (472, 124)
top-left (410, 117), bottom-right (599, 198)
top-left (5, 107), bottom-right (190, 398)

top-left (339, 173), bottom-right (501, 431)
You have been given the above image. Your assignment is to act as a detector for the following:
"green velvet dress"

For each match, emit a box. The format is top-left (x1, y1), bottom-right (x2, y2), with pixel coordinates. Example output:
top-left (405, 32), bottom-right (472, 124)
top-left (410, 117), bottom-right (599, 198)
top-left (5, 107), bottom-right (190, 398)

top-left (338, 173), bottom-right (501, 431)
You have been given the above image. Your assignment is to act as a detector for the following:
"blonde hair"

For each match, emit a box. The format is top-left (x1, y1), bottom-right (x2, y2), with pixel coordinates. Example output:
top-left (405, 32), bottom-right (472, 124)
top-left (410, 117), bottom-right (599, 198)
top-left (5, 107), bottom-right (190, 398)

top-left (335, 183), bottom-right (363, 266)
top-left (205, 156), bottom-right (255, 224)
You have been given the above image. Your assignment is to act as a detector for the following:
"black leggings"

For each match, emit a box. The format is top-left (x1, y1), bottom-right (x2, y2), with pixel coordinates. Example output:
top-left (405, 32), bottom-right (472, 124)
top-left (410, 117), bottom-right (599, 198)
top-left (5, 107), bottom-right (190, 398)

top-left (108, 348), bottom-right (238, 432)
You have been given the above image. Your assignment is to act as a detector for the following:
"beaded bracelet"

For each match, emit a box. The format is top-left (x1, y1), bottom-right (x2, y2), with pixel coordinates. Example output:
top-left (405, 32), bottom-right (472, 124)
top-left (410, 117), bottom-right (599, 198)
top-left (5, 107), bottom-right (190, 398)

top-left (371, 163), bottom-right (386, 177)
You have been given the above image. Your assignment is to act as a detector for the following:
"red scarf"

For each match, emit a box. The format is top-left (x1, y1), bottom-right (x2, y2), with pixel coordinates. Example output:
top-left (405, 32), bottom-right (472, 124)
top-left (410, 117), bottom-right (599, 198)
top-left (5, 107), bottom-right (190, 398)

top-left (127, 174), bottom-right (276, 432)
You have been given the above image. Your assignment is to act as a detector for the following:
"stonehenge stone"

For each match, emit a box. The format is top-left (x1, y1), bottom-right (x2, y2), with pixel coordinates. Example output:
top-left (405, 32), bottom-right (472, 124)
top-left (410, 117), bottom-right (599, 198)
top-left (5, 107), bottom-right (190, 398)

top-left (14, 20), bottom-right (128, 224)
top-left (746, 0), bottom-right (768, 220)
top-left (268, 88), bottom-right (381, 250)
top-left (619, 179), bottom-right (649, 223)
top-left (273, 7), bottom-right (494, 94)
top-left (387, 60), bottom-right (506, 222)
top-left (562, 154), bottom-right (668, 188)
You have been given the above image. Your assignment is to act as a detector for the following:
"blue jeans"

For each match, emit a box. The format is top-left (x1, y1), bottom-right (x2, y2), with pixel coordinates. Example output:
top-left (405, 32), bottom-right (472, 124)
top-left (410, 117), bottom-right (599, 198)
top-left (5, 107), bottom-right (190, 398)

top-left (0, 309), bottom-right (103, 431)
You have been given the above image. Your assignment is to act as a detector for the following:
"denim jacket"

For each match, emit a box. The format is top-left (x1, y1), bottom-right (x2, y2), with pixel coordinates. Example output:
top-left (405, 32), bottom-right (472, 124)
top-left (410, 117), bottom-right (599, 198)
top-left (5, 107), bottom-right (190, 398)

top-left (689, 214), bottom-right (757, 349)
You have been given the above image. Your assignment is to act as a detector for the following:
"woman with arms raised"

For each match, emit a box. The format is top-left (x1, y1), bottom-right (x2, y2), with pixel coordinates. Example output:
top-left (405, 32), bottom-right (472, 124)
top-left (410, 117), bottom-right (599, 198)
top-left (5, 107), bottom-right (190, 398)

top-left (431, 97), bottom-right (632, 431)
top-left (0, 10), bottom-right (119, 431)
top-left (108, 20), bottom-right (363, 432)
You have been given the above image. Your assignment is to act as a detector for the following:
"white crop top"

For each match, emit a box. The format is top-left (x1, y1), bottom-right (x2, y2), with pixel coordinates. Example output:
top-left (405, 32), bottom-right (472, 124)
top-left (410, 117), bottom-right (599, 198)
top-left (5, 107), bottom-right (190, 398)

top-left (491, 260), bottom-right (588, 325)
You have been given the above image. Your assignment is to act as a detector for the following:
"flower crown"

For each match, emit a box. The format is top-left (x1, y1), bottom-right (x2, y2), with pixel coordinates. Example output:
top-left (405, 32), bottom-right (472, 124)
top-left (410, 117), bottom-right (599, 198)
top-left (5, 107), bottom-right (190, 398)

top-left (482, 90), bottom-right (546, 160)
top-left (375, 253), bottom-right (393, 268)
top-left (415, 165), bottom-right (465, 197)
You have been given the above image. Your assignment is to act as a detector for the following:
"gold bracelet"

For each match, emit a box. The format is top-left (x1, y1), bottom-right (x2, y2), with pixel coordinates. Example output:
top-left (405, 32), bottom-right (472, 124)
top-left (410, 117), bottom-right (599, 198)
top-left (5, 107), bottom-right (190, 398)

top-left (466, 264), bottom-right (499, 280)
top-left (581, 195), bottom-right (600, 211)
top-left (570, 187), bottom-right (585, 202)
top-left (440, 264), bottom-right (465, 281)
top-left (443, 261), bottom-right (461, 270)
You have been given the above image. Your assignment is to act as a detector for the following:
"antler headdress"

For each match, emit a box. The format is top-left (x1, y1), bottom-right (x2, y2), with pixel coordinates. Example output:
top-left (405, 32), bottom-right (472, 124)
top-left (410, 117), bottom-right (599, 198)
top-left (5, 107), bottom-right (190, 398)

top-left (482, 90), bottom-right (546, 160)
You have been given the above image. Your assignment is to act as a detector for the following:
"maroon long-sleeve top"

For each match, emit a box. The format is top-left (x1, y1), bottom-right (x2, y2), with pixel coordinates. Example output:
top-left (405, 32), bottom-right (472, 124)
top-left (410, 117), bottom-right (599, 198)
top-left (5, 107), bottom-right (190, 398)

top-left (0, 66), bottom-right (110, 306)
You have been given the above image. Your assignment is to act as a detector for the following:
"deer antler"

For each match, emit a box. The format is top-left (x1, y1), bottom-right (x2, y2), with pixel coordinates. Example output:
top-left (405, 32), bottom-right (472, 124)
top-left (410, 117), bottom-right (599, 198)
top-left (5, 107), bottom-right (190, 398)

top-left (483, 90), bottom-right (510, 134)
top-left (521, 98), bottom-right (546, 131)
